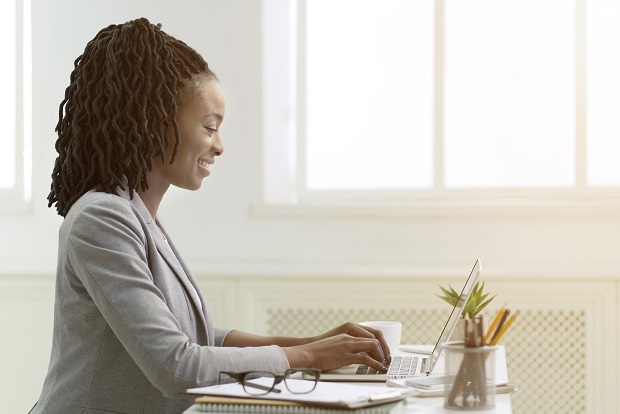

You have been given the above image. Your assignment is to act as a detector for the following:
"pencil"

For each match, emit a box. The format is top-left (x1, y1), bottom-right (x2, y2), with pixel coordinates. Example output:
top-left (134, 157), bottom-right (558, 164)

top-left (484, 304), bottom-right (506, 345)
top-left (490, 310), bottom-right (520, 346)
top-left (488, 309), bottom-right (510, 346)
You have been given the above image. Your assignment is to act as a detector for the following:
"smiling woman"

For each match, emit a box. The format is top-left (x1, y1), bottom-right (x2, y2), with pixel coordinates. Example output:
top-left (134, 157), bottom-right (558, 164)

top-left (139, 78), bottom-right (226, 216)
top-left (31, 17), bottom-right (393, 414)
top-left (147, 80), bottom-right (225, 194)
top-left (46, 18), bottom-right (219, 218)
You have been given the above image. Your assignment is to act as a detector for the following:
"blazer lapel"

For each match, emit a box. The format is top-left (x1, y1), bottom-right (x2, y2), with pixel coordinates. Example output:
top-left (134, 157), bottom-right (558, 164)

top-left (154, 220), bottom-right (210, 333)
top-left (122, 188), bottom-right (210, 336)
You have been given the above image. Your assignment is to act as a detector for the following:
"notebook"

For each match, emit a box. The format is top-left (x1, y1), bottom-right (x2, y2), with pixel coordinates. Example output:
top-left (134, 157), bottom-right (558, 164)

top-left (319, 259), bottom-right (482, 382)
top-left (185, 378), bottom-right (408, 410)
top-left (183, 402), bottom-right (406, 414)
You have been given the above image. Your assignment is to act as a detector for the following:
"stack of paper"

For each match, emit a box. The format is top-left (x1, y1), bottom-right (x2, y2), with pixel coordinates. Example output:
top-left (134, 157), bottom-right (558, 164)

top-left (185, 379), bottom-right (409, 413)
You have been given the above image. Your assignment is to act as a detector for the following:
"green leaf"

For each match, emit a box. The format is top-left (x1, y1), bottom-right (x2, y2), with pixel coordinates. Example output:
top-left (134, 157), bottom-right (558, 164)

top-left (435, 293), bottom-right (457, 307)
top-left (448, 285), bottom-right (459, 297)
top-left (438, 285), bottom-right (454, 298)
top-left (474, 295), bottom-right (496, 315)
top-left (438, 281), bottom-right (496, 318)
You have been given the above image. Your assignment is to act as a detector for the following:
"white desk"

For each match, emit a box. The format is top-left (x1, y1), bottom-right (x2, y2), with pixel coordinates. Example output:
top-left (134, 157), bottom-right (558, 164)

top-left (184, 379), bottom-right (512, 413)
top-left (401, 394), bottom-right (512, 413)
top-left (355, 380), bottom-right (512, 414)
top-left (183, 394), bottom-right (512, 414)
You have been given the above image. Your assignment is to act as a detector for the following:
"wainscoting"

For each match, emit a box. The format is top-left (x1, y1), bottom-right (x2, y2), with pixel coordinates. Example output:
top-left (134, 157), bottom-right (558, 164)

top-left (3, 274), bottom-right (617, 414)
top-left (199, 275), bottom-right (618, 414)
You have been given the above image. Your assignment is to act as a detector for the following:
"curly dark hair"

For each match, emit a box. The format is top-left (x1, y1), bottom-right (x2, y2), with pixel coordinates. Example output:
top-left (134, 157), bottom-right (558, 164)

top-left (47, 17), bottom-right (217, 217)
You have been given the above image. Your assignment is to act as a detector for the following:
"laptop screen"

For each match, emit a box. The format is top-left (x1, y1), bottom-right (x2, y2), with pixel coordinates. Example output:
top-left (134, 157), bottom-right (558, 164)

top-left (430, 259), bottom-right (482, 364)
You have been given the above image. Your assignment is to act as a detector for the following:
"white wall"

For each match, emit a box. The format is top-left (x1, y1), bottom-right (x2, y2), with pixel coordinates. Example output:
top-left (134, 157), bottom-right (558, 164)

top-left (2, 0), bottom-right (620, 413)
top-left (5, 0), bottom-right (620, 278)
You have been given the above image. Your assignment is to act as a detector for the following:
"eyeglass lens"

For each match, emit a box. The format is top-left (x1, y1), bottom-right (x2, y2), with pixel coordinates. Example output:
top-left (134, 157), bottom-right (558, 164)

top-left (219, 371), bottom-right (276, 395)
top-left (284, 369), bottom-right (320, 394)
top-left (242, 371), bottom-right (277, 395)
top-left (219, 369), bottom-right (319, 395)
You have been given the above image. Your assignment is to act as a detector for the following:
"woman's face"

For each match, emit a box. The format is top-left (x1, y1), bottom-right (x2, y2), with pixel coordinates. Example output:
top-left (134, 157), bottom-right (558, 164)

top-left (152, 78), bottom-right (226, 191)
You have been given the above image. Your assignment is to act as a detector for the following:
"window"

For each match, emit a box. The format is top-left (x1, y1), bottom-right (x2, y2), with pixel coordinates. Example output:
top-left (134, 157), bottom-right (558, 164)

top-left (304, 0), bottom-right (434, 190)
top-left (587, 0), bottom-right (620, 186)
top-left (442, 0), bottom-right (574, 189)
top-left (262, 0), bottom-right (620, 212)
top-left (0, 0), bottom-right (18, 189)
top-left (1, 0), bottom-right (31, 209)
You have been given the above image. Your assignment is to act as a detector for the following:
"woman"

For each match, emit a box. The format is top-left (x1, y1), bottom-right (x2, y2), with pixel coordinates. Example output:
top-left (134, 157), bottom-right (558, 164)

top-left (32, 18), bottom-right (389, 414)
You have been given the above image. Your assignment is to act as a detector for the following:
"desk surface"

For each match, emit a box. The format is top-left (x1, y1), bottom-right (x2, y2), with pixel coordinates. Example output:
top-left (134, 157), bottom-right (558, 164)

top-left (184, 394), bottom-right (512, 414)
top-left (402, 394), bottom-right (512, 413)
top-left (355, 380), bottom-right (512, 414)
top-left (185, 378), bottom-right (512, 414)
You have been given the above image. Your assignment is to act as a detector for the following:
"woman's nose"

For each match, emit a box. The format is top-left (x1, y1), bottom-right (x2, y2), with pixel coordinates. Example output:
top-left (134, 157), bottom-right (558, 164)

top-left (212, 133), bottom-right (223, 156)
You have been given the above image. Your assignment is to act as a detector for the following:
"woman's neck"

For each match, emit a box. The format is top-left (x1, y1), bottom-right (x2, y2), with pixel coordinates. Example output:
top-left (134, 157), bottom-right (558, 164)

top-left (137, 174), bottom-right (170, 219)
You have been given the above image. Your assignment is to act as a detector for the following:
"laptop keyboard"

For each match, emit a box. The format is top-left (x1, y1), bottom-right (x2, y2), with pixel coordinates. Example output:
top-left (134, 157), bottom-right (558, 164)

top-left (355, 355), bottom-right (421, 376)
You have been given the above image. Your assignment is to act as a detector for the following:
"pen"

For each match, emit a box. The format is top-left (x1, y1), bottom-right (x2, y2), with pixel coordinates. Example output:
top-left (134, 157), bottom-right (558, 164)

top-left (490, 310), bottom-right (519, 346)
top-left (483, 304), bottom-right (506, 344)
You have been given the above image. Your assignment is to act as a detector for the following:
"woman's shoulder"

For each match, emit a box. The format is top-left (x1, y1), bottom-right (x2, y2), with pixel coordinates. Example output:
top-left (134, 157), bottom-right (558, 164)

top-left (59, 190), bottom-right (154, 270)
top-left (63, 189), bottom-right (151, 231)
top-left (69, 189), bottom-right (133, 215)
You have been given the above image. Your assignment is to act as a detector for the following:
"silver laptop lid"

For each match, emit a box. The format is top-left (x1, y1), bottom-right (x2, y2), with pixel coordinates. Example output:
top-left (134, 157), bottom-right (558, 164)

top-left (428, 259), bottom-right (482, 369)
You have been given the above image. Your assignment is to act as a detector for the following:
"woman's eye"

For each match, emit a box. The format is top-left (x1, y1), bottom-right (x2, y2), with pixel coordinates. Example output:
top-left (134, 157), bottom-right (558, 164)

top-left (204, 126), bottom-right (217, 134)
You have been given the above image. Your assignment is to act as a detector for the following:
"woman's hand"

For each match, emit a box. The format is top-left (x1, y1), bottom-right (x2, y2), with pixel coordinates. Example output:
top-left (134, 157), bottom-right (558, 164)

top-left (282, 322), bottom-right (391, 373)
top-left (311, 322), bottom-right (391, 362)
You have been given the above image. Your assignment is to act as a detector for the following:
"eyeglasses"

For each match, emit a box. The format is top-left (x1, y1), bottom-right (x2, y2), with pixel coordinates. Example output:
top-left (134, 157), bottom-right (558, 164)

top-left (218, 368), bottom-right (320, 395)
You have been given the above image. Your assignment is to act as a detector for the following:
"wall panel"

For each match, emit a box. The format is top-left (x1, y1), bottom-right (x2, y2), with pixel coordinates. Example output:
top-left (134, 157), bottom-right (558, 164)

top-left (4, 274), bottom-right (617, 414)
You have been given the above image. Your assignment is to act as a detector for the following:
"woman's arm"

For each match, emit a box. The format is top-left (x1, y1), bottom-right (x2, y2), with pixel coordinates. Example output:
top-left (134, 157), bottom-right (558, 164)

top-left (223, 322), bottom-right (392, 373)
top-left (223, 331), bottom-right (314, 347)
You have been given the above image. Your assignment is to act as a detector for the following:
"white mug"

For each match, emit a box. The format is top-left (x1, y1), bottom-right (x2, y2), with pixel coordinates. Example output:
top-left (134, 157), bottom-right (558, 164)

top-left (359, 321), bottom-right (402, 353)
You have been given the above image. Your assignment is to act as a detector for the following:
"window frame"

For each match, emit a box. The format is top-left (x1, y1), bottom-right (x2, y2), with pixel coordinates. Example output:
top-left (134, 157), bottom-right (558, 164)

top-left (1, 0), bottom-right (31, 213)
top-left (259, 0), bottom-right (620, 218)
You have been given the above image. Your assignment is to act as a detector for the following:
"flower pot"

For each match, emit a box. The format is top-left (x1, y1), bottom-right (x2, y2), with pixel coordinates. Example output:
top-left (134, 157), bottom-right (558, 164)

top-left (450, 317), bottom-right (488, 343)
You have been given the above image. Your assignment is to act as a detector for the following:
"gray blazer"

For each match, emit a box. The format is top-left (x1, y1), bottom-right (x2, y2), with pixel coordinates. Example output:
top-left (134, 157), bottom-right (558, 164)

top-left (33, 188), bottom-right (289, 414)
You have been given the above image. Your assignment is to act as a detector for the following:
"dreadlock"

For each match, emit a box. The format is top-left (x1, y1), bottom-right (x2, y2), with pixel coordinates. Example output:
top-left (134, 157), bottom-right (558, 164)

top-left (48, 17), bottom-right (217, 217)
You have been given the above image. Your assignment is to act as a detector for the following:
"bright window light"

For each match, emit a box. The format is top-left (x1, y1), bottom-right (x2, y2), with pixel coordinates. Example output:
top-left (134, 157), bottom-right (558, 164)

top-left (0, 0), bottom-right (16, 189)
top-left (587, 0), bottom-right (620, 186)
top-left (444, 0), bottom-right (575, 188)
top-left (305, 0), bottom-right (434, 190)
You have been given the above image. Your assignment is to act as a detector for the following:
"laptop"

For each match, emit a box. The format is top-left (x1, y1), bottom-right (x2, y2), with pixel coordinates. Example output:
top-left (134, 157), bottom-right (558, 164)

top-left (319, 259), bottom-right (482, 382)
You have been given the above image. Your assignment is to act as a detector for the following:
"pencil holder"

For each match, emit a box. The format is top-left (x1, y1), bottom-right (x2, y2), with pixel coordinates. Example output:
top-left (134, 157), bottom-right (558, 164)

top-left (443, 343), bottom-right (498, 411)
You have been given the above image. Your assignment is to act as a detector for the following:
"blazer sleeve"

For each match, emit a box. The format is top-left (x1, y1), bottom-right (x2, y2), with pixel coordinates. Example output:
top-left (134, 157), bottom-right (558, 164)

top-left (65, 196), bottom-right (289, 397)
top-left (214, 328), bottom-right (232, 347)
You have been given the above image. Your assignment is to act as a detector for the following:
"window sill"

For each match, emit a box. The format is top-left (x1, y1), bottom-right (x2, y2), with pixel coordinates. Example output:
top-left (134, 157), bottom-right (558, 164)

top-left (250, 197), bottom-right (620, 219)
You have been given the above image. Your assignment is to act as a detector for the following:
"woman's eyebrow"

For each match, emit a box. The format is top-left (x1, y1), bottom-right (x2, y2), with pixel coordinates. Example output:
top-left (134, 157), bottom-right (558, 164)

top-left (203, 113), bottom-right (223, 122)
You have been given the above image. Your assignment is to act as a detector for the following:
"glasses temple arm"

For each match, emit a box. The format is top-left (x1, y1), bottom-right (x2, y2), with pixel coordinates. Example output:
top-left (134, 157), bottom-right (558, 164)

top-left (244, 382), bottom-right (282, 394)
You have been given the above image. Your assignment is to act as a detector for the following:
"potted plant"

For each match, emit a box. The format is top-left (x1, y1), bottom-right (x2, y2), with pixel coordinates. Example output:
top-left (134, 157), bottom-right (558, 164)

top-left (436, 281), bottom-right (496, 339)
